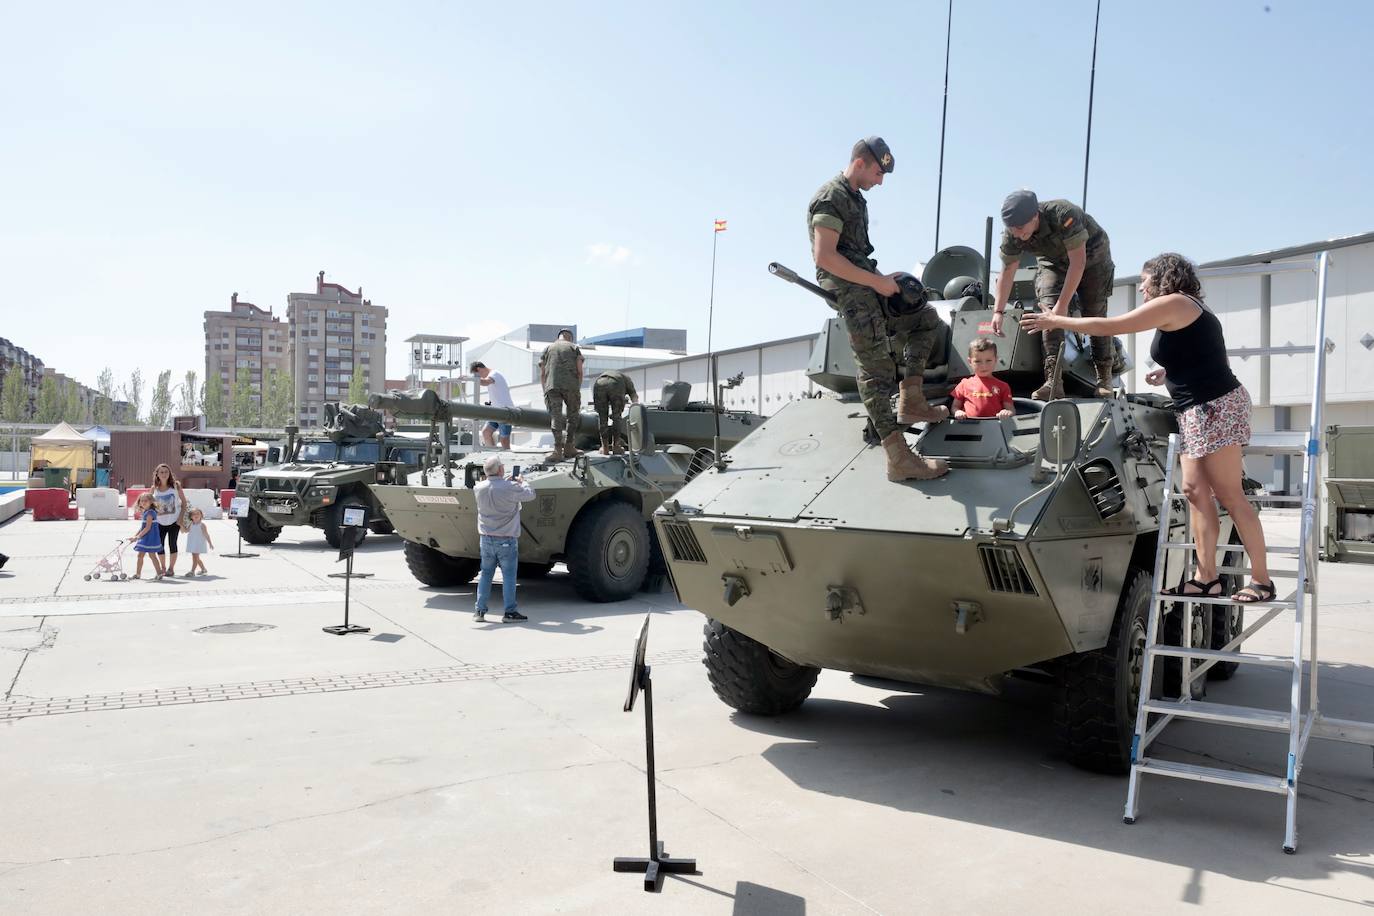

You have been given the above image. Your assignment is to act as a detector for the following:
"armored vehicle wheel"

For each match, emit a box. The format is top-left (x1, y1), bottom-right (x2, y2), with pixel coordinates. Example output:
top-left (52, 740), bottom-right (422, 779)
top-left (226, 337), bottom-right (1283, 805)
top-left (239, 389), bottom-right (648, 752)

top-left (517, 562), bottom-right (554, 579)
top-left (403, 540), bottom-right (479, 586)
top-left (702, 619), bottom-right (820, 715)
top-left (567, 500), bottom-right (650, 602)
top-left (324, 503), bottom-right (369, 549)
top-left (1208, 536), bottom-right (1245, 681)
top-left (1055, 568), bottom-right (1152, 775)
top-left (237, 509), bottom-right (281, 545)
top-left (1162, 599), bottom-right (1211, 700)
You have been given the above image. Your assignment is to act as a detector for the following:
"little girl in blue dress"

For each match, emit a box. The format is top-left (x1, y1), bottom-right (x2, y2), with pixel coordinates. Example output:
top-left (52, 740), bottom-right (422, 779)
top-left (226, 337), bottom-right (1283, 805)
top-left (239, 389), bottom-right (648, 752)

top-left (132, 492), bottom-right (165, 579)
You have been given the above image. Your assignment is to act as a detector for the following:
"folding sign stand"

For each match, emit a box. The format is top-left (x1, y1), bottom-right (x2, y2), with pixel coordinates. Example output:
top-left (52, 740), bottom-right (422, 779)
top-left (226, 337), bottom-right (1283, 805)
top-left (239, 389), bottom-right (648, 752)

top-left (613, 615), bottom-right (696, 892)
top-left (323, 511), bottom-right (370, 636)
top-left (221, 497), bottom-right (258, 559)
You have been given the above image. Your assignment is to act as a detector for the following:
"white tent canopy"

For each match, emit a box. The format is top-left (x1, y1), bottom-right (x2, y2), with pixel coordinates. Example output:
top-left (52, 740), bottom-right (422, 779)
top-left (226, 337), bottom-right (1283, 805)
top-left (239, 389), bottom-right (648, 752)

top-left (32, 422), bottom-right (93, 447)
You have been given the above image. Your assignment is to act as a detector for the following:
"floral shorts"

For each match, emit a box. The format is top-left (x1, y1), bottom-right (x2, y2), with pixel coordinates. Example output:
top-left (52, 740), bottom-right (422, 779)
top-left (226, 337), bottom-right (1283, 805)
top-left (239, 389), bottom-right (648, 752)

top-left (1178, 385), bottom-right (1251, 459)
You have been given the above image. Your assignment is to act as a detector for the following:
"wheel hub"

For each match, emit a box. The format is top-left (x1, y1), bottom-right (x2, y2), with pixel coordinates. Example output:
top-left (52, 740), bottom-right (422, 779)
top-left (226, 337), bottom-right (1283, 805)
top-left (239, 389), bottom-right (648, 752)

top-left (604, 526), bottom-right (637, 579)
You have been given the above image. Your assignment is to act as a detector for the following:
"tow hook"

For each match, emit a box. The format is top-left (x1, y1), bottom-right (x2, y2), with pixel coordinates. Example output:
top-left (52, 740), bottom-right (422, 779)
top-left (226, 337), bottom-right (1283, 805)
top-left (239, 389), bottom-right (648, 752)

top-left (825, 585), bottom-right (864, 622)
top-left (722, 573), bottom-right (750, 607)
top-left (952, 600), bottom-right (984, 634)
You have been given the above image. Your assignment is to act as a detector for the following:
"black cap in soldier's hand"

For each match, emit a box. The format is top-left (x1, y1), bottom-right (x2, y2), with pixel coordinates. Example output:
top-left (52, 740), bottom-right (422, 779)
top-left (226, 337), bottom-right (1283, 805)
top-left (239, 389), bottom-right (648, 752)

top-left (863, 136), bottom-right (894, 173)
top-left (1001, 189), bottom-right (1039, 227)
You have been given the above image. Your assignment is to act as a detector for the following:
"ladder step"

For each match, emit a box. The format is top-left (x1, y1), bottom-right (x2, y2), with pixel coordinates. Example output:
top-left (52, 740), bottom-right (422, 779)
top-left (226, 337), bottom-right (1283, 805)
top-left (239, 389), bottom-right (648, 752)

top-left (1166, 543), bottom-right (1300, 556)
top-left (1216, 566), bottom-right (1297, 578)
top-left (1246, 494), bottom-right (1305, 504)
top-left (1154, 591), bottom-right (1296, 609)
top-left (1146, 645), bottom-right (1295, 669)
top-left (1133, 757), bottom-right (1288, 794)
top-left (1243, 432), bottom-right (1309, 456)
top-left (1143, 699), bottom-right (1291, 731)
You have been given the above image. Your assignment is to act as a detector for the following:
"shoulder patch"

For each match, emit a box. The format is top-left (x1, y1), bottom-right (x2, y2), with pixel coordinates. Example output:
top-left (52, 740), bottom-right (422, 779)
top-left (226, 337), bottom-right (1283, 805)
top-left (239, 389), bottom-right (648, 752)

top-left (1063, 217), bottom-right (1074, 228)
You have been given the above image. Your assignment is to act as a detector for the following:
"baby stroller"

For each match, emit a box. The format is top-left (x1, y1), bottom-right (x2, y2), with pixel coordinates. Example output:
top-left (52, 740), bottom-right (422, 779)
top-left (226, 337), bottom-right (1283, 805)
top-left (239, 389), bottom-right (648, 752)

top-left (84, 539), bottom-right (130, 581)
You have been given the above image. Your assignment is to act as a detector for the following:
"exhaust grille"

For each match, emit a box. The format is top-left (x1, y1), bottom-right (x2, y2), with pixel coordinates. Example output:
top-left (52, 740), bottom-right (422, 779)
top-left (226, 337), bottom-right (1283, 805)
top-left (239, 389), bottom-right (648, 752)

top-left (1081, 459), bottom-right (1127, 519)
top-left (979, 544), bottom-right (1037, 595)
top-left (662, 521), bottom-right (707, 564)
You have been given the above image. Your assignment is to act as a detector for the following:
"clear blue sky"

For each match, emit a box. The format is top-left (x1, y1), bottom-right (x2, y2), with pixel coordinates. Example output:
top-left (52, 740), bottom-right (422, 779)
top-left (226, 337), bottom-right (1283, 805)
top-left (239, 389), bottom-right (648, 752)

top-left (3, 0), bottom-right (1371, 403)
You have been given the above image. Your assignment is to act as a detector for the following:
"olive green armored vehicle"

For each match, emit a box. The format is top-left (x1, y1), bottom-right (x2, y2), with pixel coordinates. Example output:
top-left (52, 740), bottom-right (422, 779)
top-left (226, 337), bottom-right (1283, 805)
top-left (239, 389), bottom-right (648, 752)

top-left (367, 386), bottom-right (764, 602)
top-left (654, 245), bottom-right (1241, 774)
top-left (234, 403), bottom-right (427, 548)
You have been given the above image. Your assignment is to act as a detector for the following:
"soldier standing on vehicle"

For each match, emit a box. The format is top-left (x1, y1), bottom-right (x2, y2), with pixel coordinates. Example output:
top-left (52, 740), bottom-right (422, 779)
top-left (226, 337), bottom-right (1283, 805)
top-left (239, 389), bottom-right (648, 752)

top-left (808, 136), bottom-right (949, 482)
top-left (592, 369), bottom-right (639, 454)
top-left (539, 328), bottom-right (584, 462)
top-left (990, 189), bottom-right (1116, 400)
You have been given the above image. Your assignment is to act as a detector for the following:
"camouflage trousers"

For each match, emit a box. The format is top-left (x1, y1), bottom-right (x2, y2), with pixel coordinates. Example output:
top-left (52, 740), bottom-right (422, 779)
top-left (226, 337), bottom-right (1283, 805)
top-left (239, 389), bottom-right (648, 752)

top-left (592, 382), bottom-right (627, 446)
top-left (837, 285), bottom-right (944, 440)
top-left (1035, 258), bottom-right (1116, 363)
top-left (544, 387), bottom-right (581, 443)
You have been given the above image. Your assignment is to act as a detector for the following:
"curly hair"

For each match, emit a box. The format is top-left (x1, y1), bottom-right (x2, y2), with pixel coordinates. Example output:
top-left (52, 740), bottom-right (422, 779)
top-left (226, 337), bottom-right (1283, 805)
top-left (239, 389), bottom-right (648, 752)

top-left (1140, 252), bottom-right (1204, 301)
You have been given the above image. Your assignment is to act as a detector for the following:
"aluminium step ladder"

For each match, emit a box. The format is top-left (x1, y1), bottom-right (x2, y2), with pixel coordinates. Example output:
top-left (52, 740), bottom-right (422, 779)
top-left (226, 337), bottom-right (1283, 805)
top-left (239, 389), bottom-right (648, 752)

top-left (1122, 250), bottom-right (1374, 853)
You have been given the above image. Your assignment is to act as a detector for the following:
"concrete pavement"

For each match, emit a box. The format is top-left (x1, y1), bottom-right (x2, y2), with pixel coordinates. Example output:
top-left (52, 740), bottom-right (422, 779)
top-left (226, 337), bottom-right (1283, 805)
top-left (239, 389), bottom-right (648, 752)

top-left (0, 512), bottom-right (1371, 914)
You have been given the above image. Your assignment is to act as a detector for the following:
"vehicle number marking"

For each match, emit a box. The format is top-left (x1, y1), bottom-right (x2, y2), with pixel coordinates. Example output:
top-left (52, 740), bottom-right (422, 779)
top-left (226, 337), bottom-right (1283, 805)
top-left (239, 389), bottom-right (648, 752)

top-left (414, 494), bottom-right (460, 505)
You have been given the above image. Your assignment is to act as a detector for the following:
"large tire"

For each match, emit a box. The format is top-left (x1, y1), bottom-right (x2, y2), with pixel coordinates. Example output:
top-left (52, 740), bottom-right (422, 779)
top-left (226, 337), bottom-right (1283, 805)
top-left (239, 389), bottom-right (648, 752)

top-left (1055, 568), bottom-right (1153, 775)
top-left (1209, 533), bottom-right (1245, 681)
top-left (518, 562), bottom-right (554, 579)
top-left (403, 540), bottom-right (479, 587)
top-left (702, 619), bottom-right (819, 715)
top-left (324, 502), bottom-right (368, 549)
top-left (237, 509), bottom-right (281, 545)
top-left (1162, 599), bottom-right (1210, 701)
top-left (566, 500), bottom-right (650, 602)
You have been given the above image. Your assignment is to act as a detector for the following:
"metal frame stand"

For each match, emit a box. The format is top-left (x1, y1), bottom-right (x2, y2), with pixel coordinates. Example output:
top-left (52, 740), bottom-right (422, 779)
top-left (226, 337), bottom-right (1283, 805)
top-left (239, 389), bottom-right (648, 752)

top-left (1122, 251), bottom-right (1374, 852)
top-left (612, 666), bottom-right (696, 891)
top-left (221, 528), bottom-right (258, 560)
top-left (322, 551), bottom-right (370, 636)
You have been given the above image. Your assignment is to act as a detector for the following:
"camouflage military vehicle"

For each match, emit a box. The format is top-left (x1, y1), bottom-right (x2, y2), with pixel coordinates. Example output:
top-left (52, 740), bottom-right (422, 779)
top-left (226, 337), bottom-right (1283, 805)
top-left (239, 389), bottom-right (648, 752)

top-left (367, 386), bottom-right (763, 602)
top-left (653, 244), bottom-right (1240, 774)
top-left (234, 403), bottom-right (427, 548)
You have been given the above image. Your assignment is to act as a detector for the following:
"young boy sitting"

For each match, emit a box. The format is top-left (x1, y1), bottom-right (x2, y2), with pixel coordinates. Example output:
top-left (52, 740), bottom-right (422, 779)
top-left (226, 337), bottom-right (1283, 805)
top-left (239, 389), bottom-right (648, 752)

top-left (952, 338), bottom-right (1014, 419)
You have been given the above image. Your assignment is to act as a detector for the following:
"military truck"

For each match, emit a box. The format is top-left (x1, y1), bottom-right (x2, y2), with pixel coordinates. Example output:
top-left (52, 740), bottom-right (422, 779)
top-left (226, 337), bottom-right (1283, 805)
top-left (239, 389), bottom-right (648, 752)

top-left (653, 244), bottom-right (1241, 774)
top-left (234, 403), bottom-right (427, 547)
top-left (367, 386), bottom-right (763, 602)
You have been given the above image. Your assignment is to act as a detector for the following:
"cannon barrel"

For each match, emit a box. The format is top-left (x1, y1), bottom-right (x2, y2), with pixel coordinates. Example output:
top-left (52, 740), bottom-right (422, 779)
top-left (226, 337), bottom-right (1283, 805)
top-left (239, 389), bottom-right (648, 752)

top-left (769, 261), bottom-right (837, 304)
top-left (370, 389), bottom-right (597, 433)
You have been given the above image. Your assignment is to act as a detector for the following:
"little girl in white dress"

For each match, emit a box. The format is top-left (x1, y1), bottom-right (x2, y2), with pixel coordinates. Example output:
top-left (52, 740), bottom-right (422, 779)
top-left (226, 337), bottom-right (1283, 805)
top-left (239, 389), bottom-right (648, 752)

top-left (185, 508), bottom-right (215, 576)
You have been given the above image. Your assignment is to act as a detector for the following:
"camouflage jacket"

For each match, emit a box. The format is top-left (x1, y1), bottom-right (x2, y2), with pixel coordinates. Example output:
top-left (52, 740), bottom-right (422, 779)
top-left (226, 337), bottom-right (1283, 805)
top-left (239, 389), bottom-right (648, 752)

top-left (999, 199), bottom-right (1111, 271)
top-left (540, 339), bottom-right (583, 390)
top-left (808, 173), bottom-right (877, 287)
top-left (594, 369), bottom-right (637, 400)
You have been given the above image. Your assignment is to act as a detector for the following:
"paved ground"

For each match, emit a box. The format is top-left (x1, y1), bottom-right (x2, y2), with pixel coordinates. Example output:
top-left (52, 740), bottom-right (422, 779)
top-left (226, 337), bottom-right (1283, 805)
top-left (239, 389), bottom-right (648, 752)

top-left (0, 511), bottom-right (1370, 915)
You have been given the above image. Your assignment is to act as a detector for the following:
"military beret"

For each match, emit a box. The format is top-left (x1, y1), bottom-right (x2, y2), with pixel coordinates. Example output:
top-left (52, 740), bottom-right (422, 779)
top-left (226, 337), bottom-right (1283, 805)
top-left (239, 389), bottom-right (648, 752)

top-left (863, 136), bottom-right (894, 174)
top-left (1001, 189), bottom-right (1039, 227)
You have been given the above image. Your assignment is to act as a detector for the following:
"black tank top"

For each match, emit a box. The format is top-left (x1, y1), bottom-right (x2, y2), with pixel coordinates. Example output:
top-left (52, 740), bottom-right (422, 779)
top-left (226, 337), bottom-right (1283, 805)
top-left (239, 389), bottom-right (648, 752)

top-left (1148, 296), bottom-right (1240, 410)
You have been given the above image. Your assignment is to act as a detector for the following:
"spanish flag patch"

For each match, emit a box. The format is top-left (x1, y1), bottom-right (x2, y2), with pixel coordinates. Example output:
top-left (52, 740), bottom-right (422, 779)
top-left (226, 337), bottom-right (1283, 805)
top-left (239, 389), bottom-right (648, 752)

top-left (1063, 217), bottom-right (1074, 228)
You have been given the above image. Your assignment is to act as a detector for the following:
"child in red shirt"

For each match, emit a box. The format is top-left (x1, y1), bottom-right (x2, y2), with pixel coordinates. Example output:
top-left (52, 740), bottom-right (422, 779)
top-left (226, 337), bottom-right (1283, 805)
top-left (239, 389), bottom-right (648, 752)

top-left (952, 338), bottom-right (1014, 419)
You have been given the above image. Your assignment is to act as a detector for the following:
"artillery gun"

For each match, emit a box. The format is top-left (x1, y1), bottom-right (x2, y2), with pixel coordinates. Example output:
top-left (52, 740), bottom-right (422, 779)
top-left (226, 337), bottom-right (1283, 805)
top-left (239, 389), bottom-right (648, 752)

top-left (367, 385), bottom-right (764, 602)
top-left (654, 243), bottom-right (1240, 774)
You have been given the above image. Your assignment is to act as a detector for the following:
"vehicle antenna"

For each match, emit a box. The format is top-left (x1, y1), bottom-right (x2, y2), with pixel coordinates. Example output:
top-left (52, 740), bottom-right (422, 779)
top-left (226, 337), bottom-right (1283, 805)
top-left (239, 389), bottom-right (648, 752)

top-left (933, 0), bottom-right (953, 251)
top-left (1082, 0), bottom-right (1102, 210)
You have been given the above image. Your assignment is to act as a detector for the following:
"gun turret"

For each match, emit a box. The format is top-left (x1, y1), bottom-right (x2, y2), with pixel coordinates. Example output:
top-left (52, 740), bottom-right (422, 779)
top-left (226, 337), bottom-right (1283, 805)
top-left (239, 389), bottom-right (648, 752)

top-left (768, 262), bottom-right (837, 304)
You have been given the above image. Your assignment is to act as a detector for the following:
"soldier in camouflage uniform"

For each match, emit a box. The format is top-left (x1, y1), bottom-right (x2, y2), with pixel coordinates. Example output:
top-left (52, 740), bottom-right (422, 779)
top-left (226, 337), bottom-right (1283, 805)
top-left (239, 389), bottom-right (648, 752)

top-left (808, 136), bottom-right (949, 482)
top-left (539, 328), bottom-right (584, 462)
top-left (990, 189), bottom-right (1116, 400)
top-left (592, 369), bottom-right (639, 454)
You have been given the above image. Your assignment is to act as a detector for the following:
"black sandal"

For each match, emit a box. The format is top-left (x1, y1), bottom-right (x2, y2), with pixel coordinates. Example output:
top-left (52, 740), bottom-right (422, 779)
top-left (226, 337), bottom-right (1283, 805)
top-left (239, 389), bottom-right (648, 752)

top-left (1165, 577), bottom-right (1222, 597)
top-left (1233, 581), bottom-right (1276, 604)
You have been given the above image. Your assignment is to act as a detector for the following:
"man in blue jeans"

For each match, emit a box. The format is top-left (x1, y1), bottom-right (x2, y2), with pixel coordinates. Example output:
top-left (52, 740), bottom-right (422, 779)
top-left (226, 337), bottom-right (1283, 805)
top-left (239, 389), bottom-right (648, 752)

top-left (473, 454), bottom-right (536, 623)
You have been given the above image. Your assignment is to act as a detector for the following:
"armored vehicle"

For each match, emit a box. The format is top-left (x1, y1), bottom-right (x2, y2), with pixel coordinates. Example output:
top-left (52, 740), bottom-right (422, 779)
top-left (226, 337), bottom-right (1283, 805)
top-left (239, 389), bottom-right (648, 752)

top-left (654, 244), bottom-right (1240, 774)
top-left (367, 386), bottom-right (764, 602)
top-left (234, 403), bottom-right (427, 547)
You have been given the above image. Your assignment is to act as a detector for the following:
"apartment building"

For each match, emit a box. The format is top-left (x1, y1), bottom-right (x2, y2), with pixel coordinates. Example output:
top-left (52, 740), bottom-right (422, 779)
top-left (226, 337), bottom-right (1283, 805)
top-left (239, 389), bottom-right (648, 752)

top-left (202, 293), bottom-right (290, 411)
top-left (0, 337), bottom-right (45, 418)
top-left (286, 272), bottom-right (388, 427)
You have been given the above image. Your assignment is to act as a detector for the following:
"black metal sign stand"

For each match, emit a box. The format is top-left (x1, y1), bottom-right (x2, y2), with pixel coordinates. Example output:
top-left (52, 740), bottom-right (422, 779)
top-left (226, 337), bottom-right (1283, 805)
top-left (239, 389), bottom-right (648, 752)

top-left (323, 528), bottom-right (369, 636)
top-left (222, 502), bottom-right (257, 559)
top-left (613, 663), bottom-right (696, 892)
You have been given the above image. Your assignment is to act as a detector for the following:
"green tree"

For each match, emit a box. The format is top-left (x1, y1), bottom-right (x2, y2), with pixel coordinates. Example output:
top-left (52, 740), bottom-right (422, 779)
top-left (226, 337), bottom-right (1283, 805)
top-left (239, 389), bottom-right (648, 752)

top-left (178, 370), bottom-right (199, 417)
top-left (229, 371), bottom-right (258, 427)
top-left (347, 365), bottom-right (366, 404)
top-left (263, 368), bottom-right (294, 428)
top-left (36, 376), bottom-right (63, 423)
top-left (122, 369), bottom-right (144, 425)
top-left (1, 367), bottom-right (28, 421)
top-left (147, 370), bottom-right (173, 428)
top-left (63, 381), bottom-right (85, 424)
top-left (201, 375), bottom-right (226, 427)
top-left (93, 367), bottom-right (116, 425)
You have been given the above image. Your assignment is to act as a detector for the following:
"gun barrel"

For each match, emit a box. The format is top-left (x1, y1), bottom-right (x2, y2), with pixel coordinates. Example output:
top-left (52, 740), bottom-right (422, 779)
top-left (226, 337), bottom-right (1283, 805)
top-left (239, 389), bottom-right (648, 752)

top-left (370, 388), bottom-right (595, 431)
top-left (768, 261), bottom-right (837, 304)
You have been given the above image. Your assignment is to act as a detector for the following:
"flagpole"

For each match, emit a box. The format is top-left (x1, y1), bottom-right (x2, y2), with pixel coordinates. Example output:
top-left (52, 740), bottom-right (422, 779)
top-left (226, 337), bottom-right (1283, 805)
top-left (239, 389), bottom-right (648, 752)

top-left (708, 223), bottom-right (721, 467)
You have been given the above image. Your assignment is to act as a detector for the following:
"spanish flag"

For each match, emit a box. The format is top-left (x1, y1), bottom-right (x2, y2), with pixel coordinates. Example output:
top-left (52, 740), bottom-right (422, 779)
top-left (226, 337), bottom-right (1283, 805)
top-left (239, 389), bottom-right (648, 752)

top-left (714, 219), bottom-right (728, 232)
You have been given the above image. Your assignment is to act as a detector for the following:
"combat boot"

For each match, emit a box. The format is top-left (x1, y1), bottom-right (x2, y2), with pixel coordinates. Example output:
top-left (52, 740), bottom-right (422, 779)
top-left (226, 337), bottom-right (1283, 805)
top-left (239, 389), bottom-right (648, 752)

top-left (896, 377), bottom-right (949, 425)
top-left (1092, 359), bottom-right (1115, 398)
top-left (881, 431), bottom-right (949, 482)
top-left (1032, 356), bottom-right (1064, 402)
top-left (599, 432), bottom-right (610, 455)
top-left (545, 431), bottom-right (565, 463)
top-left (563, 441), bottom-right (582, 460)
top-left (612, 436), bottom-right (626, 455)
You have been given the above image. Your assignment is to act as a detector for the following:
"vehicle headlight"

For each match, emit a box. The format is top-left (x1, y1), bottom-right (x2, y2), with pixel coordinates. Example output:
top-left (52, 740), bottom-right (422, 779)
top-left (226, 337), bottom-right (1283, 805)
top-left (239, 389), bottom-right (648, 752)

top-left (309, 485), bottom-right (337, 504)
